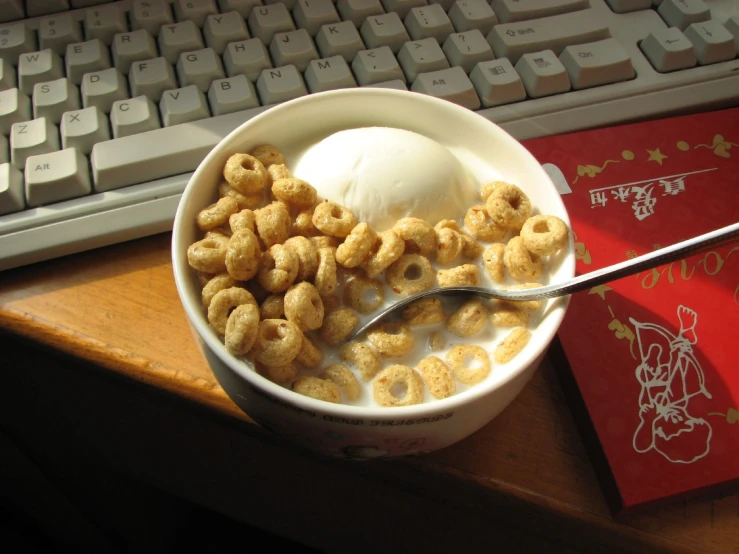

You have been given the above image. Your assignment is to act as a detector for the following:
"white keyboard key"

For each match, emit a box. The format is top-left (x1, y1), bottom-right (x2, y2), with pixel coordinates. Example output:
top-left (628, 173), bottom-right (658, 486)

top-left (112, 29), bottom-right (159, 75)
top-left (0, 0), bottom-right (24, 24)
top-left (218, 0), bottom-right (263, 18)
top-left (129, 57), bottom-right (178, 101)
top-left (487, 9), bottom-right (609, 64)
top-left (110, 96), bottom-right (161, 138)
top-left (293, 0), bottom-right (341, 37)
top-left (33, 78), bottom-right (81, 124)
top-left (515, 50), bottom-right (570, 98)
top-left (81, 68), bottom-right (128, 112)
top-left (208, 74), bottom-right (259, 115)
top-left (442, 30), bottom-right (494, 73)
top-left (491, 0), bottom-right (589, 24)
top-left (131, 0), bottom-right (174, 36)
top-left (411, 66), bottom-right (480, 109)
top-left (72, 0), bottom-right (114, 7)
top-left (0, 162), bottom-right (23, 215)
top-left (469, 57), bottom-right (526, 107)
top-left (405, 5), bottom-right (454, 43)
top-left (0, 23), bottom-right (37, 65)
top-left (39, 14), bottom-right (84, 56)
top-left (684, 21), bottom-right (737, 65)
top-left (448, 0), bottom-right (497, 35)
top-left (177, 48), bottom-right (225, 91)
top-left (25, 148), bottom-right (91, 207)
top-left (728, 16), bottom-right (739, 51)
top-left (224, 38), bottom-right (272, 80)
top-left (270, 29), bottom-right (319, 73)
top-left (305, 55), bottom-right (357, 92)
top-left (352, 46), bottom-right (405, 85)
top-left (255, 65), bottom-right (308, 104)
top-left (605, 0), bottom-right (651, 13)
top-left (248, 4), bottom-right (296, 44)
top-left (336, 0), bottom-right (385, 27)
top-left (66, 39), bottom-right (112, 85)
top-left (398, 38), bottom-right (450, 82)
top-left (10, 117), bottom-right (60, 169)
top-left (360, 13), bottom-right (411, 53)
top-left (640, 27), bottom-right (697, 72)
top-left (658, 0), bottom-right (710, 31)
top-left (158, 21), bottom-right (205, 64)
top-left (61, 106), bottom-right (110, 154)
top-left (0, 59), bottom-right (15, 90)
top-left (0, 88), bottom-right (31, 134)
top-left (204, 11), bottom-right (250, 54)
top-left (428, 0), bottom-right (455, 9)
top-left (363, 78), bottom-right (407, 90)
top-left (85, 4), bottom-right (128, 45)
top-left (174, 0), bottom-right (218, 27)
top-left (559, 38), bottom-right (634, 90)
top-left (18, 49), bottom-right (65, 95)
top-left (316, 21), bottom-right (365, 62)
top-left (380, 0), bottom-right (427, 19)
top-left (160, 85), bottom-right (210, 126)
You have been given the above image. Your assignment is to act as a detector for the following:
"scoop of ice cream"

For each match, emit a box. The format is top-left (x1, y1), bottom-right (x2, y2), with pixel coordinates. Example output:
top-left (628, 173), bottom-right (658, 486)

top-left (292, 127), bottom-right (476, 231)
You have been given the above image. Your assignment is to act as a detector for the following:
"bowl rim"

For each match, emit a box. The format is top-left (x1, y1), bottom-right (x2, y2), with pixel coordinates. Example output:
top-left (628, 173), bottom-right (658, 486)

top-left (172, 88), bottom-right (575, 418)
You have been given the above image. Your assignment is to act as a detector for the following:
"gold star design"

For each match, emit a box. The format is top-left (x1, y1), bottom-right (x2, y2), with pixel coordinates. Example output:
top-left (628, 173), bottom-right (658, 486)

top-left (588, 284), bottom-right (612, 300)
top-left (646, 148), bottom-right (668, 165)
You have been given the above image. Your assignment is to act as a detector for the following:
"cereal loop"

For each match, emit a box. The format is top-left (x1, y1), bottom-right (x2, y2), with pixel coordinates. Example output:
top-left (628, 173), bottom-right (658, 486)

top-left (258, 244), bottom-right (299, 292)
top-left (367, 322), bottom-right (415, 358)
top-left (435, 227), bottom-right (464, 265)
top-left (386, 254), bottom-right (434, 295)
top-left (437, 264), bottom-right (480, 287)
top-left (339, 342), bottom-right (382, 381)
top-left (494, 327), bottom-right (531, 364)
top-left (254, 201), bottom-right (291, 248)
top-left (225, 303), bottom-right (260, 356)
top-left (267, 163), bottom-right (291, 184)
top-left (224, 153), bottom-right (269, 194)
top-left (295, 335), bottom-right (324, 368)
top-left (417, 356), bottom-right (456, 399)
top-left (284, 281), bottom-right (324, 330)
top-left (461, 233), bottom-right (484, 259)
top-left (446, 345), bottom-right (491, 385)
top-left (520, 215), bottom-right (569, 256)
top-left (373, 365), bottom-right (424, 407)
top-left (309, 235), bottom-right (339, 250)
top-left (292, 376), bottom-right (341, 403)
top-left (503, 236), bottom-right (543, 283)
top-left (197, 196), bottom-right (239, 231)
top-left (250, 144), bottom-right (286, 168)
top-left (202, 273), bottom-right (238, 309)
top-left (293, 208), bottom-right (319, 237)
top-left (226, 228), bottom-right (261, 281)
top-left (479, 181), bottom-right (503, 202)
top-left (251, 319), bottom-right (303, 366)
top-left (218, 181), bottom-right (263, 210)
top-left (319, 308), bottom-right (359, 347)
top-left (336, 222), bottom-right (377, 268)
top-left (312, 201), bottom-right (357, 238)
top-left (392, 217), bottom-right (436, 256)
top-left (207, 286), bottom-right (257, 336)
top-left (485, 182), bottom-right (532, 230)
top-left (322, 364), bottom-right (361, 402)
top-left (343, 275), bottom-right (384, 314)
top-left (260, 294), bottom-right (285, 320)
top-left (314, 247), bottom-right (338, 296)
top-left (272, 178), bottom-right (318, 208)
top-left (482, 243), bottom-right (506, 283)
top-left (258, 361), bottom-right (299, 384)
top-left (446, 298), bottom-right (489, 337)
top-left (402, 297), bottom-right (445, 326)
top-left (284, 236), bottom-right (318, 281)
top-left (187, 235), bottom-right (228, 274)
top-left (229, 208), bottom-right (256, 233)
top-left (361, 229), bottom-right (405, 278)
top-left (492, 308), bottom-right (530, 328)
top-left (464, 204), bottom-right (506, 242)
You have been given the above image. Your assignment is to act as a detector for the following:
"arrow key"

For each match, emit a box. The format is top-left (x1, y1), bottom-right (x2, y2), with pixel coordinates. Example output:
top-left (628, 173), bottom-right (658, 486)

top-left (684, 21), bottom-right (737, 65)
top-left (640, 27), bottom-right (696, 72)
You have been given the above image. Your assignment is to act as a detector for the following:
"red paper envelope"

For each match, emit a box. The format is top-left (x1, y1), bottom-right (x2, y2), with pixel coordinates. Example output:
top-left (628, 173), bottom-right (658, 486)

top-left (522, 108), bottom-right (739, 513)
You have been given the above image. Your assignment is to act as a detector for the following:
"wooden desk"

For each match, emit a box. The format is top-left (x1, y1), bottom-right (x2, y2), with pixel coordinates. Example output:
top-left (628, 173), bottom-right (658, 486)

top-left (1, 233), bottom-right (737, 553)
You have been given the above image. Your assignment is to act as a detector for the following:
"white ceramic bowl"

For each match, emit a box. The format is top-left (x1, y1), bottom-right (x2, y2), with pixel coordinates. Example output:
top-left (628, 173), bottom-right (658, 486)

top-left (172, 89), bottom-right (575, 460)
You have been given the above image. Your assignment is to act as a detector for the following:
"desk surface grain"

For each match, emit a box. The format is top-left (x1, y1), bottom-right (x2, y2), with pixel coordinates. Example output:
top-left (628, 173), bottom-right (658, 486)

top-left (1, 233), bottom-right (736, 553)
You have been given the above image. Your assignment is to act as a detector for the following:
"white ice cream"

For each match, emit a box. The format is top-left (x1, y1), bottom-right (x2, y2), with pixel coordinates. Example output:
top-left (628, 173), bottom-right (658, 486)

top-left (292, 127), bottom-right (476, 231)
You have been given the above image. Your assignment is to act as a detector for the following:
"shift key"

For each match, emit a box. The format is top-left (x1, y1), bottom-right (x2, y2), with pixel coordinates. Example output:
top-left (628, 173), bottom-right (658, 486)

top-left (486, 9), bottom-right (610, 64)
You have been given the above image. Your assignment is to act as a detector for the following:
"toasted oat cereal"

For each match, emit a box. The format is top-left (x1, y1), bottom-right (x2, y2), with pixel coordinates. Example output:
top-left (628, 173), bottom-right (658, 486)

top-left (204, 227), bottom-right (232, 239)
top-left (336, 222), bottom-right (377, 268)
top-left (258, 243), bottom-right (299, 292)
top-left (485, 182), bottom-right (532, 230)
top-left (202, 272), bottom-right (238, 309)
top-left (491, 308), bottom-right (530, 328)
top-left (339, 341), bottom-right (383, 381)
top-left (258, 361), bottom-right (299, 384)
top-left (482, 243), bottom-right (506, 283)
top-left (343, 275), bottom-right (384, 314)
top-left (224, 153), bottom-right (269, 194)
top-left (295, 335), bottom-right (324, 368)
top-left (245, 277), bottom-right (270, 304)
top-left (446, 298), bottom-right (489, 337)
top-left (197, 196), bottom-right (239, 231)
top-left (187, 235), bottom-right (228, 274)
top-left (322, 364), bottom-right (361, 402)
top-left (267, 163), bottom-right (291, 183)
top-left (292, 376), bottom-right (341, 403)
top-left (320, 294), bottom-right (341, 313)
top-left (392, 217), bottom-right (436, 256)
top-left (283, 236), bottom-right (318, 281)
top-left (218, 181), bottom-right (264, 210)
top-left (417, 356), bottom-right (456, 399)
top-left (361, 229), bottom-right (405, 278)
top-left (500, 282), bottom-right (545, 312)
top-left (503, 236), bottom-right (542, 283)
top-left (225, 228), bottom-right (261, 281)
top-left (428, 331), bottom-right (446, 351)
top-left (460, 233), bottom-right (484, 259)
top-left (373, 365), bottom-right (424, 407)
top-left (446, 345), bottom-right (491, 385)
top-left (437, 264), bottom-right (480, 287)
top-left (293, 208), bottom-right (319, 237)
top-left (195, 270), bottom-right (215, 287)
top-left (367, 321), bottom-right (415, 357)
top-left (207, 286), bottom-right (257, 336)
top-left (254, 201), bottom-right (291, 248)
top-left (252, 318), bottom-right (303, 366)
top-left (225, 303), bottom-right (260, 356)
top-left (309, 235), bottom-right (339, 250)
top-left (284, 281), bottom-right (324, 331)
top-left (386, 253), bottom-right (435, 295)
top-left (402, 297), bottom-right (445, 326)
top-left (260, 294), bottom-right (285, 320)
top-left (479, 181), bottom-right (503, 202)
top-left (464, 204), bottom-right (506, 242)
top-left (249, 144), bottom-right (286, 167)
top-left (319, 308), bottom-right (359, 346)
top-left (520, 215), bottom-right (569, 256)
top-left (228, 208), bottom-right (256, 233)
top-left (435, 227), bottom-right (464, 265)
top-left (272, 177), bottom-right (318, 208)
top-left (312, 200), bottom-right (357, 238)
top-left (494, 327), bottom-right (531, 364)
top-left (314, 246), bottom-right (338, 296)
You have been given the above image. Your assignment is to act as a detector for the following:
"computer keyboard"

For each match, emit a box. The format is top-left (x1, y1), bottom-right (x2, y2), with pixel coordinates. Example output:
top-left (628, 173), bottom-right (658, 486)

top-left (0, 0), bottom-right (737, 271)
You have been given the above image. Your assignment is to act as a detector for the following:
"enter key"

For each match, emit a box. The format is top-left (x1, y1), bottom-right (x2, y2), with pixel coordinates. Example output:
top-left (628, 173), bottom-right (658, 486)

top-left (559, 38), bottom-right (635, 90)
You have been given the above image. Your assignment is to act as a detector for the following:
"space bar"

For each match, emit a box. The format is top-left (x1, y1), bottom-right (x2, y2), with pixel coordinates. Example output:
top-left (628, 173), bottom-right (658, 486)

top-left (91, 105), bottom-right (271, 192)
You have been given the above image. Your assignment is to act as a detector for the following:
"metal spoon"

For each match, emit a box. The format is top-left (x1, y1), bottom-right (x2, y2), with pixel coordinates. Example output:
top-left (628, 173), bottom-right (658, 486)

top-left (348, 221), bottom-right (739, 341)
